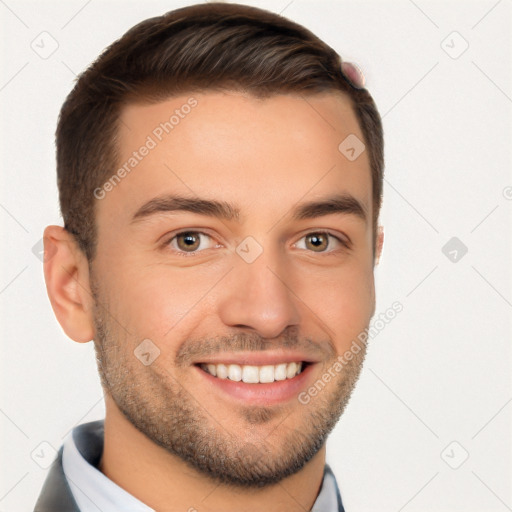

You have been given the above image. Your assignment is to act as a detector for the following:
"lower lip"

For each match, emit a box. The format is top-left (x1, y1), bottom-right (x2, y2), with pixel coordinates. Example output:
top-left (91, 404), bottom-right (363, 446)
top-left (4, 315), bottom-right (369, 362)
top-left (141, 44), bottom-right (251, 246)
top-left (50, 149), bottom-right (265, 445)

top-left (194, 363), bottom-right (316, 406)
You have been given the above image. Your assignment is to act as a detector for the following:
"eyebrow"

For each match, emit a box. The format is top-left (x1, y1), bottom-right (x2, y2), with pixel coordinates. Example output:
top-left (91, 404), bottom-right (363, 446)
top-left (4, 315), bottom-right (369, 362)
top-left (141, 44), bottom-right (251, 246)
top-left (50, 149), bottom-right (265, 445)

top-left (292, 194), bottom-right (367, 223)
top-left (130, 193), bottom-right (367, 225)
top-left (130, 195), bottom-right (241, 223)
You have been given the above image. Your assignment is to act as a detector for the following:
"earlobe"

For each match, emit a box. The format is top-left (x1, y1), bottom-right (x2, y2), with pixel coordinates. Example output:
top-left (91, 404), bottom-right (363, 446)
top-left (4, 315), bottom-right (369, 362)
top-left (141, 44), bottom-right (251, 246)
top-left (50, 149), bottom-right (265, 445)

top-left (42, 225), bottom-right (95, 343)
top-left (375, 225), bottom-right (384, 266)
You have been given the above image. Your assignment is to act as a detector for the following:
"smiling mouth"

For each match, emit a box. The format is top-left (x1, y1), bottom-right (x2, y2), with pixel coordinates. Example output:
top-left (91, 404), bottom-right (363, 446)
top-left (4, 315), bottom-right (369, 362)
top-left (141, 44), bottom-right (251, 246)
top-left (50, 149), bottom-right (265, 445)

top-left (195, 361), bottom-right (312, 384)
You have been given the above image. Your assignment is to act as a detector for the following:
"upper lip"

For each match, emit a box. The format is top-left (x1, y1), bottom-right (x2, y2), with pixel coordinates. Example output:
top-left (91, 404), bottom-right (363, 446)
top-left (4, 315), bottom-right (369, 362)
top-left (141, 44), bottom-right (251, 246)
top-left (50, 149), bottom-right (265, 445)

top-left (194, 351), bottom-right (320, 366)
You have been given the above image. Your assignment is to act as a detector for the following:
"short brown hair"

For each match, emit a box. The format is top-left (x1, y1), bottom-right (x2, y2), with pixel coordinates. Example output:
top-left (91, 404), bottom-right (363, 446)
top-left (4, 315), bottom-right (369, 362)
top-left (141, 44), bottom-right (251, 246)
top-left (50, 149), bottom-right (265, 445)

top-left (57, 2), bottom-right (384, 262)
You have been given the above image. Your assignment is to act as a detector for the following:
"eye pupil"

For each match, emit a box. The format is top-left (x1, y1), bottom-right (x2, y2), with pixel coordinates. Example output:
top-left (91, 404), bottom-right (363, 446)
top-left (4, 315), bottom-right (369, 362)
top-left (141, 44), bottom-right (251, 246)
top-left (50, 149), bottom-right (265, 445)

top-left (177, 232), bottom-right (200, 251)
top-left (306, 233), bottom-right (328, 251)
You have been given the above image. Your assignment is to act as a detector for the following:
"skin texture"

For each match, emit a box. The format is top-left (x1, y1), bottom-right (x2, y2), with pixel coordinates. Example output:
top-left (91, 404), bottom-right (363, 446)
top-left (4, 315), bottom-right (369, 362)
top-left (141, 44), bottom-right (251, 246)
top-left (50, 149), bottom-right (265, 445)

top-left (43, 91), bottom-right (384, 512)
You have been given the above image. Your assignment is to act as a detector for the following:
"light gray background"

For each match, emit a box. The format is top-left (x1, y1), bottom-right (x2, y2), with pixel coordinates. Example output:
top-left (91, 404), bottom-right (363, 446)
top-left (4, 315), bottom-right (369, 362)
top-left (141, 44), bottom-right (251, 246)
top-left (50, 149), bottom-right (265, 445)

top-left (1, 0), bottom-right (511, 511)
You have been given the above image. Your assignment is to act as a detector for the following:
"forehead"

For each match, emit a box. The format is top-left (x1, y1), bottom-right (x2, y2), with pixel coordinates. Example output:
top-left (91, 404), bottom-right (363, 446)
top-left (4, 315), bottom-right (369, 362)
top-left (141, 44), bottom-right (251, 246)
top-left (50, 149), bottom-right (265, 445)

top-left (97, 91), bottom-right (372, 229)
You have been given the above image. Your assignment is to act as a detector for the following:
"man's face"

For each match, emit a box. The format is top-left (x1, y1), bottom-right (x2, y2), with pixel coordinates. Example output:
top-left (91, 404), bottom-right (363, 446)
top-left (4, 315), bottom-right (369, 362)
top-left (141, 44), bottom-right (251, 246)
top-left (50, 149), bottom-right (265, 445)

top-left (90, 91), bottom-right (376, 486)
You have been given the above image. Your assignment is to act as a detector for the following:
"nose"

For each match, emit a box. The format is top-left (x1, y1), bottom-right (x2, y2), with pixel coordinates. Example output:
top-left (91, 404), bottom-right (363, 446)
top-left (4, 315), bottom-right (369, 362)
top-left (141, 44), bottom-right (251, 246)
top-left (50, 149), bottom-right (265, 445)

top-left (217, 248), bottom-right (301, 339)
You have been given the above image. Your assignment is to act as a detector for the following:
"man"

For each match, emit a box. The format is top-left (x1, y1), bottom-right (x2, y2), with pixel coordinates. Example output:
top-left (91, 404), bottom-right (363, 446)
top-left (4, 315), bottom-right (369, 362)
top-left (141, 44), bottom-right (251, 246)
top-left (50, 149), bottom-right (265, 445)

top-left (36, 2), bottom-right (384, 511)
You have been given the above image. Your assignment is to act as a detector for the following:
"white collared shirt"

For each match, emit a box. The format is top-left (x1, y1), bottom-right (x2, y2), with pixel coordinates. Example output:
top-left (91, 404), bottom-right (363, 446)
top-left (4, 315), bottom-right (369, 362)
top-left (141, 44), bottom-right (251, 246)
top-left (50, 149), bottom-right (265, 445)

top-left (62, 420), bottom-right (342, 512)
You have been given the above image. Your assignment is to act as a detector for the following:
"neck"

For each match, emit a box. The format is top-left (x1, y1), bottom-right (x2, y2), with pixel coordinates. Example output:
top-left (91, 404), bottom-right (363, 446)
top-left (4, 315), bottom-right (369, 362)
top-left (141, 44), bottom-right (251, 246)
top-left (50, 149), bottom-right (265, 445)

top-left (99, 396), bottom-right (327, 512)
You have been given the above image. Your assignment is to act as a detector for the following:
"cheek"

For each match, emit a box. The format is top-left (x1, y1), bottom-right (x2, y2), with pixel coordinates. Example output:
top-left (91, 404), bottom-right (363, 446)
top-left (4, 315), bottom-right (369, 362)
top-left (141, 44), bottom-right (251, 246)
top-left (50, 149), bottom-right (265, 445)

top-left (297, 263), bottom-right (375, 350)
top-left (102, 254), bottom-right (223, 341)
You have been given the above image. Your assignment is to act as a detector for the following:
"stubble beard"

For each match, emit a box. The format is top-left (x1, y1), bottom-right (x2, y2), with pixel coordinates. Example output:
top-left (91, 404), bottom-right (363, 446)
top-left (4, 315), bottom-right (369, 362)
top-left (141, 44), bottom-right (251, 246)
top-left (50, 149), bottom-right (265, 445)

top-left (90, 279), bottom-right (368, 488)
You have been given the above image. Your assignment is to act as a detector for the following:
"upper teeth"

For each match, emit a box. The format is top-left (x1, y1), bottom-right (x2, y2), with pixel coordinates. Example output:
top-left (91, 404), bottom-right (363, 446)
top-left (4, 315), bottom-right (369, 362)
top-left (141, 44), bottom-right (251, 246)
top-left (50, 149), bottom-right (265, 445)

top-left (200, 362), bottom-right (303, 383)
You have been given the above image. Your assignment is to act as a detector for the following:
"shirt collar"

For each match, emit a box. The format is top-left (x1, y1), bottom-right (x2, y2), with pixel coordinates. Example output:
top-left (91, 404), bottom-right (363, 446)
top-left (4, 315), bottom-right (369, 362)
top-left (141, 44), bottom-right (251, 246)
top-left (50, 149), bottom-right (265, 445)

top-left (62, 420), bottom-right (343, 512)
top-left (62, 421), bottom-right (152, 511)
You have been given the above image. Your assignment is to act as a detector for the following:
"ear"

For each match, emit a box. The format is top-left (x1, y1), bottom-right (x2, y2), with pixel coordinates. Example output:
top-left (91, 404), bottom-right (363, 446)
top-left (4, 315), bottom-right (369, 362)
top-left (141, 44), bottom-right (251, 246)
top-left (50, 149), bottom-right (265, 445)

top-left (42, 225), bottom-right (95, 343)
top-left (375, 225), bottom-right (384, 266)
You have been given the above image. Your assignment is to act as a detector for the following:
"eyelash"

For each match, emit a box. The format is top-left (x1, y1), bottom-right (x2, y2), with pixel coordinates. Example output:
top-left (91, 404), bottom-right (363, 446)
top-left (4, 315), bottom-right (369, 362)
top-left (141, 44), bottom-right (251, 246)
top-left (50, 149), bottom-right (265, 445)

top-left (162, 230), bottom-right (351, 257)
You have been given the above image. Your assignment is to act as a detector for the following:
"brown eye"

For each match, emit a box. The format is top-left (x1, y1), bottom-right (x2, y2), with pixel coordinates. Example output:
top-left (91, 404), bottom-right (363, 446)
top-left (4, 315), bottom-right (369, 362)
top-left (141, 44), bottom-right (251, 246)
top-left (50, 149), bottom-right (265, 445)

top-left (305, 233), bottom-right (329, 252)
top-left (167, 231), bottom-right (217, 255)
top-left (295, 232), bottom-right (346, 253)
top-left (176, 232), bottom-right (201, 251)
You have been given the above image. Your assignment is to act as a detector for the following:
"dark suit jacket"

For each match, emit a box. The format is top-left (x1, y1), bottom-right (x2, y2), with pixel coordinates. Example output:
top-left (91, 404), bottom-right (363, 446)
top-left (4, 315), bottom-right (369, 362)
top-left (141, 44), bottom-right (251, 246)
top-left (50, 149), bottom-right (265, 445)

top-left (34, 421), bottom-right (345, 511)
top-left (33, 445), bottom-right (80, 512)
